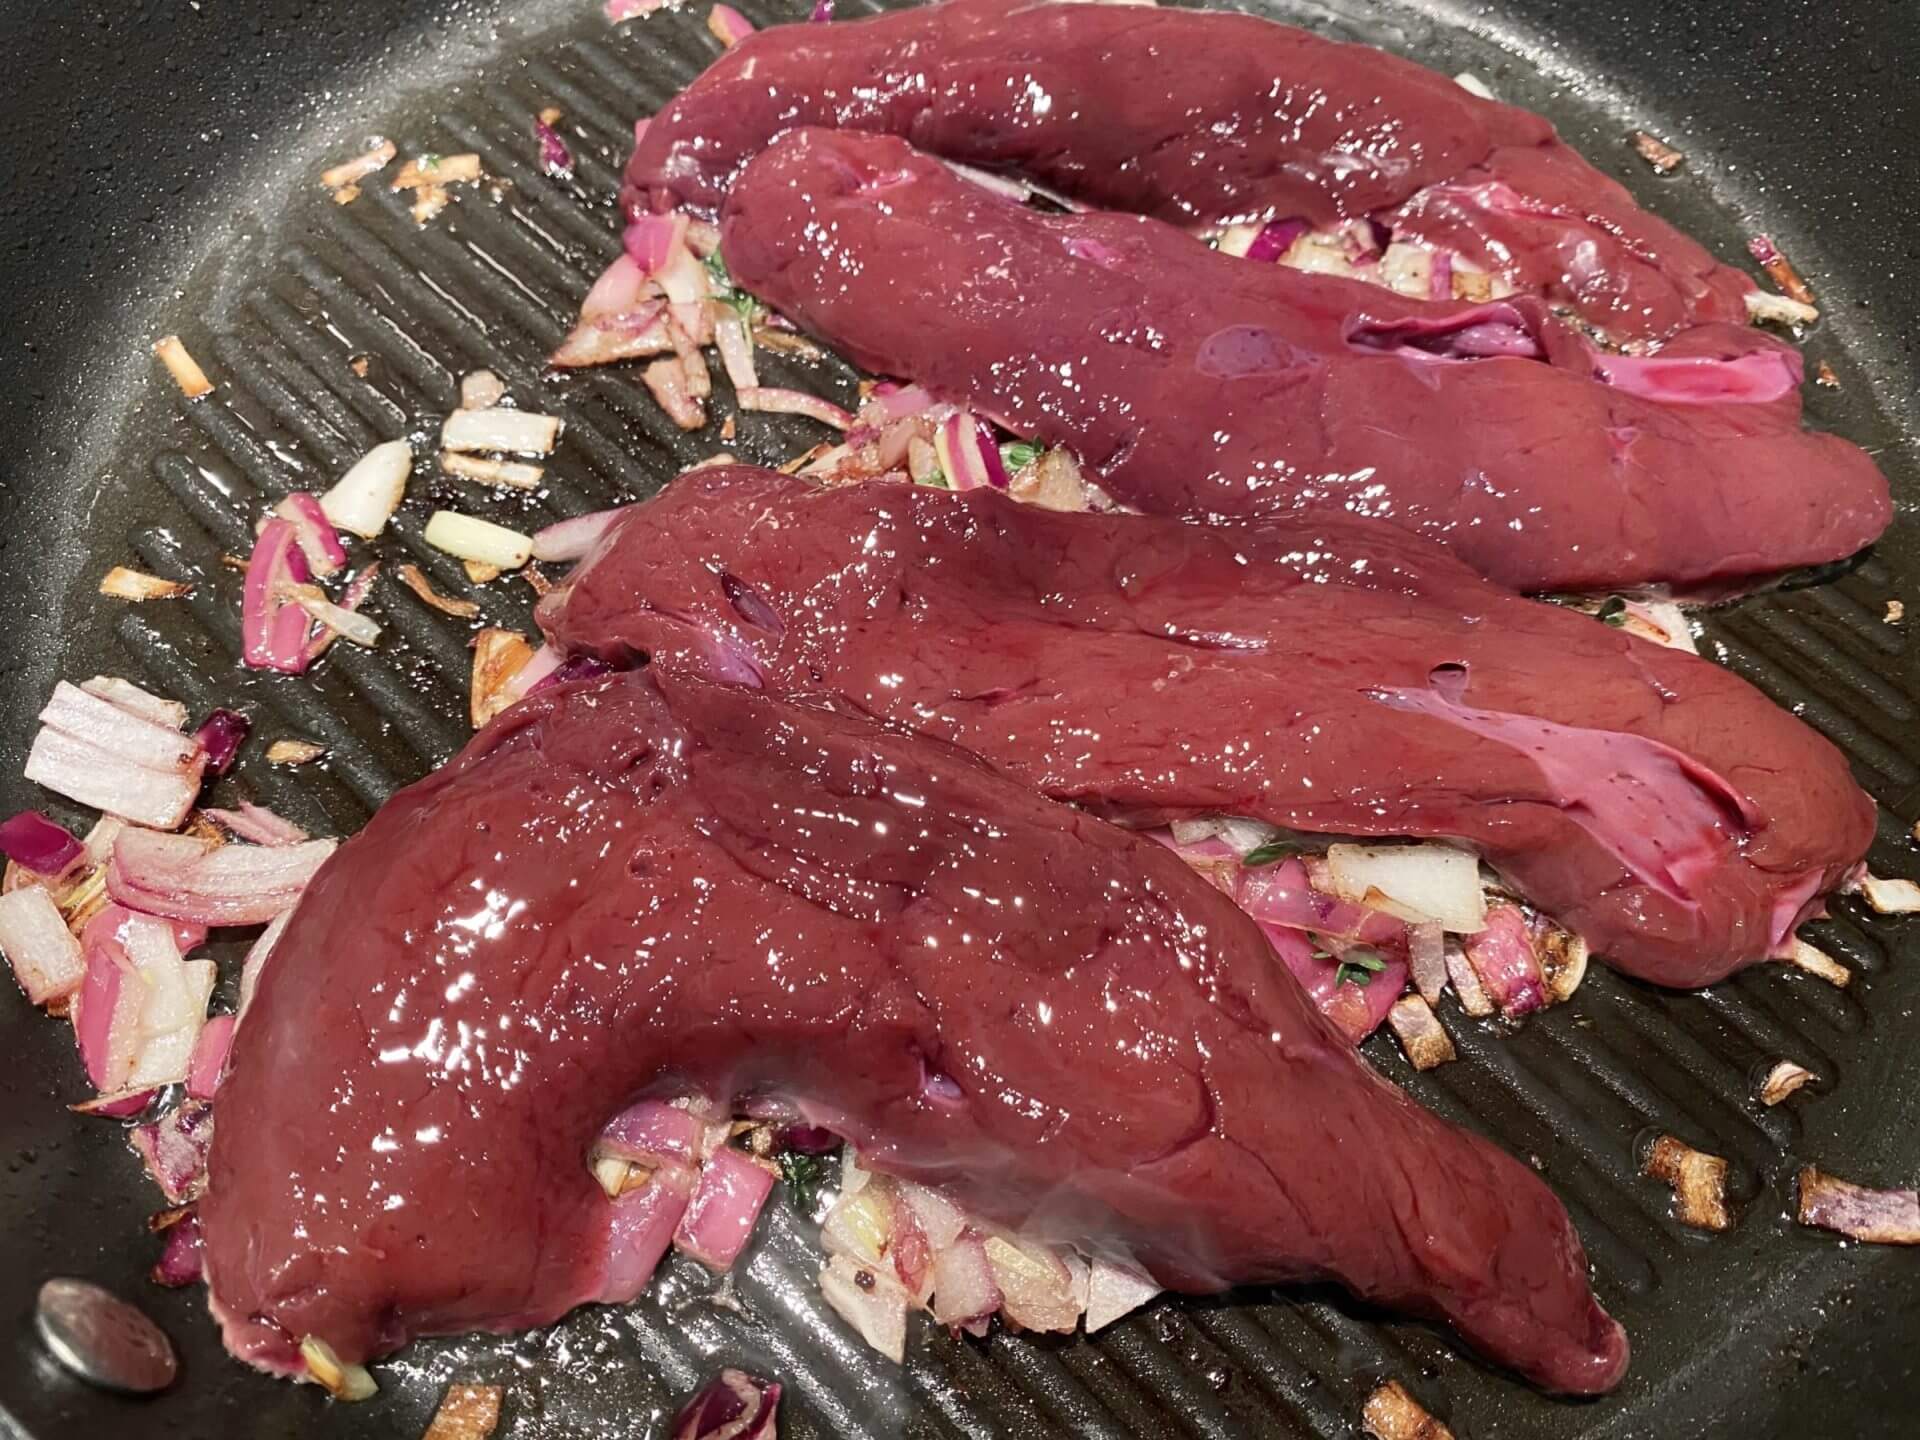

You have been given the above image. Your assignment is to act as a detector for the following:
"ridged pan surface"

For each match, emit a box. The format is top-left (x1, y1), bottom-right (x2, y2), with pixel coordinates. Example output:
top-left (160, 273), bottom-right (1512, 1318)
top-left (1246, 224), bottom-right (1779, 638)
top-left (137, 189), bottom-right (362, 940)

top-left (0, 1), bottom-right (1916, 1437)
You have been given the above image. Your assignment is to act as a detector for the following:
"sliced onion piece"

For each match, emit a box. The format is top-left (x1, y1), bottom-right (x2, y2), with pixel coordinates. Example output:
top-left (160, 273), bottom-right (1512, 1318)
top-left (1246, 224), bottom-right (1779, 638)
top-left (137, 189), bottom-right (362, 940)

top-left (1442, 940), bottom-right (1495, 1018)
top-left (737, 386), bottom-right (853, 430)
top-left (320, 139), bottom-right (396, 192)
top-left (186, 1014), bottom-right (236, 1099)
top-left (153, 335), bottom-right (213, 398)
top-left (98, 566), bottom-right (191, 602)
top-left (1362, 1380), bottom-right (1455, 1440)
top-left (896, 1181), bottom-right (967, 1253)
top-left (600, 1164), bottom-right (698, 1303)
top-left (644, 357), bottom-right (707, 430)
top-left (534, 112), bottom-right (574, 180)
top-left (982, 1234), bottom-right (1080, 1333)
top-left (441, 451), bottom-right (545, 491)
top-left (707, 3), bottom-right (754, 45)
top-left (119, 915), bottom-right (216, 1091)
top-left (819, 1253), bottom-right (910, 1362)
top-left (108, 828), bottom-right (334, 926)
top-left (295, 591), bottom-right (381, 649)
top-left (193, 709), bottom-right (252, 776)
top-left (931, 412), bottom-right (1005, 490)
top-left (1461, 903), bottom-right (1546, 1017)
top-left (1860, 874), bottom-right (1920, 914)
top-left (1406, 921), bottom-right (1447, 1005)
top-left (1642, 1134), bottom-right (1731, 1231)
top-left (532, 508), bottom-right (625, 564)
top-left (131, 1100), bottom-right (215, 1205)
top-left (242, 519), bottom-right (317, 673)
top-left (626, 213), bottom-right (690, 275)
top-left (459, 369), bottom-right (506, 410)
top-left (598, 1099), bottom-right (703, 1170)
top-left (471, 629), bottom-right (537, 728)
top-left (552, 299), bottom-right (672, 368)
top-left (1784, 936), bottom-right (1850, 987)
top-left (299, 1336), bottom-right (377, 1402)
top-left (396, 564), bottom-right (481, 619)
top-left (1797, 1165), bottom-right (1920, 1244)
top-left (822, 1172), bottom-right (895, 1269)
top-left (713, 311), bottom-right (760, 392)
top-left (425, 511), bottom-right (533, 570)
top-left (673, 1146), bottom-right (778, 1270)
top-left (0, 885), bottom-right (85, 1004)
top-left (26, 682), bottom-right (208, 830)
top-left (1083, 1257), bottom-right (1160, 1333)
top-left (274, 492), bottom-right (348, 577)
top-left (1758, 1059), bottom-right (1815, 1107)
top-left (442, 408), bottom-right (562, 457)
top-left (73, 908), bottom-right (146, 1092)
top-left (80, 676), bottom-right (189, 731)
top-left (266, 739), bottom-right (327, 767)
top-left (321, 439), bottom-right (413, 539)
top-left (150, 1209), bottom-right (205, 1288)
top-left (424, 1383), bottom-right (504, 1440)
top-left (930, 1231), bottom-right (999, 1334)
top-left (1323, 843), bottom-right (1486, 933)
top-left (236, 910), bottom-right (292, 1024)
top-left (1386, 993), bottom-right (1456, 1071)
top-left (670, 1368), bottom-right (780, 1440)
top-left (201, 802), bottom-right (308, 847)
top-left (0, 811), bottom-right (86, 880)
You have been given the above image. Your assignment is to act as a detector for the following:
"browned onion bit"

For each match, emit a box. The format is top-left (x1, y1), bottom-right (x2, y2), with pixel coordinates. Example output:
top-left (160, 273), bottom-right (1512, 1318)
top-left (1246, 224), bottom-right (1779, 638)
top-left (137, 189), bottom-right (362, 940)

top-left (153, 335), bottom-right (213, 399)
top-left (423, 1382), bottom-right (505, 1440)
top-left (1642, 1135), bottom-right (1732, 1231)
top-left (99, 566), bottom-right (191, 601)
top-left (266, 738), bottom-right (327, 766)
top-left (1628, 129), bottom-right (1685, 173)
top-left (1747, 234), bottom-right (1816, 306)
top-left (1815, 359), bottom-right (1840, 388)
top-left (471, 629), bottom-right (535, 729)
top-left (1386, 994), bottom-right (1455, 1071)
top-left (1784, 937), bottom-right (1850, 987)
top-left (1362, 1380), bottom-right (1454, 1440)
top-left (1757, 1060), bottom-right (1816, 1107)
top-left (397, 563), bottom-right (482, 619)
top-left (1797, 1166), bottom-right (1920, 1244)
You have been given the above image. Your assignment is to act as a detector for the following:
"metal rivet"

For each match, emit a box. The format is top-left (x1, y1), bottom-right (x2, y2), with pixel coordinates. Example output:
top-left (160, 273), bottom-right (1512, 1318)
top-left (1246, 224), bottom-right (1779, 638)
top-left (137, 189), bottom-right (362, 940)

top-left (34, 1278), bottom-right (179, 1394)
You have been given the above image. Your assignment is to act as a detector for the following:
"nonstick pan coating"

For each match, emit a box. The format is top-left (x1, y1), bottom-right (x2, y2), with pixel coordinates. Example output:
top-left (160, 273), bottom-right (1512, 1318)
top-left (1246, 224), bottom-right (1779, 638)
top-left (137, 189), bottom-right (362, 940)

top-left (0, 1), bottom-right (1916, 1436)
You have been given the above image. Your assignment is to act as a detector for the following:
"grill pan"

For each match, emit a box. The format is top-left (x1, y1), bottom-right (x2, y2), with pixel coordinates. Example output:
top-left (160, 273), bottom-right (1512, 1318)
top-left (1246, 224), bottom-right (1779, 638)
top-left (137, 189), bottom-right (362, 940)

top-left (1, 0), bottom-right (1917, 1435)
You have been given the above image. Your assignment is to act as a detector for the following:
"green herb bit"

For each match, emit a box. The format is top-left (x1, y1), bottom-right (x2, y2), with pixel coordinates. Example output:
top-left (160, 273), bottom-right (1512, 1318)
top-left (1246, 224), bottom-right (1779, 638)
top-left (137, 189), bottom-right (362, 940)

top-left (703, 250), bottom-right (733, 290)
top-left (778, 1148), bottom-right (834, 1214)
top-left (1000, 440), bottom-right (1043, 472)
top-left (1242, 840), bottom-right (1295, 868)
top-left (1595, 596), bottom-right (1629, 627)
top-left (1334, 948), bottom-right (1387, 988)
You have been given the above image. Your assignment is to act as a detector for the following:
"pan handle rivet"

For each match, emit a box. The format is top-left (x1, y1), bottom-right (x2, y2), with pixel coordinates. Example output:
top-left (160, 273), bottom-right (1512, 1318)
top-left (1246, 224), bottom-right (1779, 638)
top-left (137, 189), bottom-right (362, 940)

top-left (34, 1278), bottom-right (179, 1394)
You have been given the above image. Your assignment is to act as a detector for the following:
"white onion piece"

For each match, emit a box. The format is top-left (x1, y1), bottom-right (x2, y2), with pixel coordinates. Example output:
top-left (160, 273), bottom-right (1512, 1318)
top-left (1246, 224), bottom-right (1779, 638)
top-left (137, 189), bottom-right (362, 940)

top-left (236, 910), bottom-right (292, 1024)
top-left (644, 357), bottom-right (707, 430)
top-left (896, 1181), bottom-right (967, 1252)
top-left (124, 934), bottom-right (216, 1090)
top-left (930, 1233), bottom-right (998, 1332)
top-left (1324, 843), bottom-right (1487, 933)
top-left (0, 885), bottom-right (85, 1004)
top-left (80, 677), bottom-right (187, 730)
top-left (321, 439), bottom-right (413, 538)
top-left (459, 369), bottom-right (506, 410)
top-left (1167, 815), bottom-right (1280, 855)
top-left (441, 408), bottom-right (562, 456)
top-left (840, 1147), bottom-right (873, 1201)
top-left (714, 311), bottom-right (760, 393)
top-left (108, 829), bottom-right (334, 926)
top-left (26, 682), bottom-right (207, 830)
top-left (1407, 921), bottom-right (1447, 1005)
top-left (737, 387), bottom-right (853, 430)
top-left (1083, 1257), bottom-right (1160, 1333)
top-left (1442, 941), bottom-right (1495, 1018)
top-left (1386, 993), bottom-right (1456, 1071)
top-left (1861, 874), bottom-right (1920, 914)
top-left (424, 511), bottom-right (533, 570)
top-left (300, 1336), bottom-right (378, 1402)
top-left (1745, 290), bottom-right (1819, 327)
top-left (1758, 1060), bottom-right (1815, 1106)
top-left (982, 1234), bottom-right (1080, 1333)
top-left (441, 452), bottom-right (545, 490)
top-left (819, 1254), bottom-right (910, 1363)
top-left (1362, 1380), bottom-right (1454, 1440)
top-left (296, 593), bottom-right (381, 649)
top-left (821, 1173), bottom-right (894, 1269)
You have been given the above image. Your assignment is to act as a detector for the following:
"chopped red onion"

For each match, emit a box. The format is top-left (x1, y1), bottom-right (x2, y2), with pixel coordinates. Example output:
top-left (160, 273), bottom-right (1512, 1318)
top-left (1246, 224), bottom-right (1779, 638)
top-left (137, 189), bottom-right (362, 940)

top-left (713, 311), bottom-right (760, 392)
top-left (0, 883), bottom-right (85, 1004)
top-left (645, 356), bottom-right (707, 430)
top-left (1407, 921), bottom-right (1447, 1005)
top-left (0, 811), bottom-right (85, 878)
top-left (236, 909), bottom-right (292, 1024)
top-left (932, 411), bottom-right (1003, 488)
top-left (193, 709), bottom-right (252, 777)
top-left (605, 0), bottom-right (672, 18)
top-left (80, 676), bottom-right (189, 730)
top-left (130, 1101), bottom-right (215, 1205)
top-left (151, 1210), bottom-right (205, 1287)
top-left (186, 1014), bottom-right (236, 1100)
top-left (1429, 249), bottom-right (1455, 301)
top-left (107, 828), bottom-right (334, 926)
top-left (273, 492), bottom-right (348, 577)
top-left (70, 1088), bottom-right (156, 1119)
top-left (1244, 217), bottom-right (1307, 263)
top-left (535, 117), bottom-right (574, 178)
top-left (671, 1368), bottom-right (781, 1440)
top-left (737, 386), bottom-right (853, 430)
top-left (809, 0), bottom-right (833, 19)
top-left (599, 1164), bottom-right (696, 1303)
top-left (242, 518), bottom-right (317, 673)
top-left (25, 682), bottom-right (208, 830)
top-left (1797, 1165), bottom-right (1920, 1244)
top-left (598, 1099), bottom-right (702, 1168)
top-left (532, 508), bottom-right (625, 564)
top-left (625, 213), bottom-right (690, 275)
top-left (1462, 903), bottom-right (1546, 1017)
top-left (707, 3), bottom-right (754, 46)
top-left (201, 802), bottom-right (308, 847)
top-left (74, 907), bottom-right (148, 1092)
top-left (674, 1146), bottom-right (778, 1270)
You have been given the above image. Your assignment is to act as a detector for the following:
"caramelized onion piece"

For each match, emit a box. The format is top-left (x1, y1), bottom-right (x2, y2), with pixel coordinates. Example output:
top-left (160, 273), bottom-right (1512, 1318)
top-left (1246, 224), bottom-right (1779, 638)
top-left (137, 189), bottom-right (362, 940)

top-left (423, 1382), bottom-right (504, 1440)
top-left (1386, 993), bottom-right (1456, 1071)
top-left (1796, 1166), bottom-right (1920, 1245)
top-left (1642, 1135), bottom-right (1731, 1231)
top-left (1757, 1060), bottom-right (1816, 1107)
top-left (1362, 1380), bottom-right (1455, 1440)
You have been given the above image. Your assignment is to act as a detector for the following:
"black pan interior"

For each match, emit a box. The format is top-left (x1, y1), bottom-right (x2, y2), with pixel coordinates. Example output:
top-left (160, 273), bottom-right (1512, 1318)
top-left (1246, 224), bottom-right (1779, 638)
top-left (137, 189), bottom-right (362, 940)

top-left (1, 1), bottom-right (1917, 1436)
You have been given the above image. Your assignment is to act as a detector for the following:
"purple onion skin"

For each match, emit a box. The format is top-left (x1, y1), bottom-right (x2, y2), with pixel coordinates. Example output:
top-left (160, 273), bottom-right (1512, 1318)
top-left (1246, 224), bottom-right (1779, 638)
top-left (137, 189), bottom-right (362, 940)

top-left (809, 0), bottom-right (833, 20)
top-left (1244, 217), bottom-right (1308, 263)
top-left (151, 1212), bottom-right (205, 1287)
top-left (536, 119), bottom-right (574, 179)
top-left (528, 655), bottom-right (616, 697)
top-left (0, 811), bottom-right (84, 876)
top-left (194, 708), bottom-right (253, 776)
